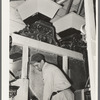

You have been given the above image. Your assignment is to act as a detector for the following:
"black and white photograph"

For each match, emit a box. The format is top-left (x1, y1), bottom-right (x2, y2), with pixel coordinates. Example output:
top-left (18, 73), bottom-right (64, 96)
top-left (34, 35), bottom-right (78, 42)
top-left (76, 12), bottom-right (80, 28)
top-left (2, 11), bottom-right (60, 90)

top-left (2, 0), bottom-right (98, 100)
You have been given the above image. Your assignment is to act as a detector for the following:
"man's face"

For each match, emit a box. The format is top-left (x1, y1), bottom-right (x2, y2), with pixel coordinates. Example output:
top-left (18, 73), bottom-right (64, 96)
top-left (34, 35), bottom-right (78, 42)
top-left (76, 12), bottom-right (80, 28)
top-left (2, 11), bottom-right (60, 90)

top-left (31, 61), bottom-right (43, 71)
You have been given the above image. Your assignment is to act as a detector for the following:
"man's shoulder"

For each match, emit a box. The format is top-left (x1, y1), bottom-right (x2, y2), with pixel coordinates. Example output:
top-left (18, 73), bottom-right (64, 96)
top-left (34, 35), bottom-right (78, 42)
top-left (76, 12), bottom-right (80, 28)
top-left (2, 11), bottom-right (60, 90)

top-left (46, 62), bottom-right (57, 67)
top-left (46, 62), bottom-right (59, 71)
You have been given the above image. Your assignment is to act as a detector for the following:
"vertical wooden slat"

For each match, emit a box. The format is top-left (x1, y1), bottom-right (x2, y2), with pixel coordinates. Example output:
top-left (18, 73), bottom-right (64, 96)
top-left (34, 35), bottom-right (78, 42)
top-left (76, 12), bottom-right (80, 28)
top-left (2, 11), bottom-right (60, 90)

top-left (19, 46), bottom-right (29, 100)
top-left (84, 0), bottom-right (96, 40)
top-left (21, 46), bottom-right (29, 79)
top-left (84, 0), bottom-right (96, 100)
top-left (11, 46), bottom-right (29, 100)
top-left (62, 56), bottom-right (68, 74)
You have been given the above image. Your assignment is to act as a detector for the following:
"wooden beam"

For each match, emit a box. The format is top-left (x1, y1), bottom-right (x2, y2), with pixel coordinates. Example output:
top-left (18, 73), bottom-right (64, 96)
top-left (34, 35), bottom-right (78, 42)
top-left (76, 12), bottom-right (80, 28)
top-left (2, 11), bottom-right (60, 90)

top-left (12, 34), bottom-right (83, 60)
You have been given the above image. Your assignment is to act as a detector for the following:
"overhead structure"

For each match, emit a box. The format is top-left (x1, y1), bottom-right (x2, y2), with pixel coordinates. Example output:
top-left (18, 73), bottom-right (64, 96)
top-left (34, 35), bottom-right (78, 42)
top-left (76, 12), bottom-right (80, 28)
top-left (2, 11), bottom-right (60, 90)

top-left (17, 0), bottom-right (61, 22)
top-left (53, 12), bottom-right (85, 33)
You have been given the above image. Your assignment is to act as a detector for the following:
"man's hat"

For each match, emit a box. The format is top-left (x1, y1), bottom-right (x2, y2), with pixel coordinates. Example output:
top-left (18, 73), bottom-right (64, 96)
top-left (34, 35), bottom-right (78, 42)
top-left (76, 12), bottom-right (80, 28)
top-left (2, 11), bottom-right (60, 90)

top-left (30, 53), bottom-right (45, 64)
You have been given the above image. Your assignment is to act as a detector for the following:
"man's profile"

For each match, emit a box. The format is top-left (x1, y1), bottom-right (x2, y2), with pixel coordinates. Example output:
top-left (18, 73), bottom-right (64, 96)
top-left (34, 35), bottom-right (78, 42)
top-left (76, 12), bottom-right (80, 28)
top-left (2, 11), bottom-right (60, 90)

top-left (30, 53), bottom-right (74, 100)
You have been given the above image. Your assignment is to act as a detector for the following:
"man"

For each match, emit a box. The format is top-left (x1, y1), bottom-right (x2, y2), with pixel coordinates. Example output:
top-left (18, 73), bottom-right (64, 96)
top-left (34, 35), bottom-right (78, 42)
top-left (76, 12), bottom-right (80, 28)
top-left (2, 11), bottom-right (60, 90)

top-left (30, 53), bottom-right (74, 100)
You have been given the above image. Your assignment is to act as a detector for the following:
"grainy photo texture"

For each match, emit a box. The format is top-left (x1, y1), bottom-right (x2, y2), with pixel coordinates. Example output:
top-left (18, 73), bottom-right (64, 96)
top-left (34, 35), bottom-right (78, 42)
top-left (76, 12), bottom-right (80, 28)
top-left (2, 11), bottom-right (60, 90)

top-left (9, 0), bottom-right (97, 100)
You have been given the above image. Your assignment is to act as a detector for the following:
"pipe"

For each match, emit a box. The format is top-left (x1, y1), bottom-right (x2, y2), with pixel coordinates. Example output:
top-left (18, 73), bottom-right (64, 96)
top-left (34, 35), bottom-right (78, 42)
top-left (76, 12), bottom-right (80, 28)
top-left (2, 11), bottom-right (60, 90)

top-left (77, 0), bottom-right (84, 15)
top-left (65, 0), bottom-right (74, 14)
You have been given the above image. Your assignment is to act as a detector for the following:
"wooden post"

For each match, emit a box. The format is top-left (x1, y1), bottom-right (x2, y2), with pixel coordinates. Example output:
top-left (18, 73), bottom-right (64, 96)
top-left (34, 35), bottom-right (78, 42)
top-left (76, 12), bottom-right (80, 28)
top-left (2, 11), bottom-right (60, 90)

top-left (21, 46), bottom-right (29, 79)
top-left (62, 56), bottom-right (68, 74)
top-left (84, 0), bottom-right (97, 100)
top-left (11, 46), bottom-right (29, 100)
top-left (20, 46), bottom-right (29, 100)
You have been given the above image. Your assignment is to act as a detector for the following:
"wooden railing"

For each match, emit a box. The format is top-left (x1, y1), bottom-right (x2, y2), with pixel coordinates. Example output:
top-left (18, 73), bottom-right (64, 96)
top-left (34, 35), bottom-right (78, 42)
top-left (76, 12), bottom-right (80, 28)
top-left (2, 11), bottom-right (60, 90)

top-left (11, 33), bottom-right (83, 100)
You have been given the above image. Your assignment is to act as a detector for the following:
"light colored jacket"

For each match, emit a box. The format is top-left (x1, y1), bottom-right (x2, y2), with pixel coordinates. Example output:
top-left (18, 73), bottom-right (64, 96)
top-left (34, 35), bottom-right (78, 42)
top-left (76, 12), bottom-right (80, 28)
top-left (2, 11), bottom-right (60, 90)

top-left (42, 62), bottom-right (74, 100)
